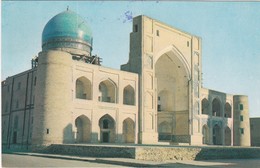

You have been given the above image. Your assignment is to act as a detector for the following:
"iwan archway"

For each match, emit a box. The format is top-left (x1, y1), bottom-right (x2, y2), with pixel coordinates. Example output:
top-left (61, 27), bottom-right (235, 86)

top-left (155, 47), bottom-right (190, 144)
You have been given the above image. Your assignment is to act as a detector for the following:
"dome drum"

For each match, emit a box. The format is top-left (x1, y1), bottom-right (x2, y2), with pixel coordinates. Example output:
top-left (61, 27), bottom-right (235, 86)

top-left (42, 37), bottom-right (92, 55)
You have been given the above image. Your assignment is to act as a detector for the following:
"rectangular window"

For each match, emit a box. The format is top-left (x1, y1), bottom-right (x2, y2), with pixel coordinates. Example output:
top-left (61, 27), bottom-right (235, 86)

top-left (239, 104), bottom-right (243, 110)
top-left (134, 24), bottom-right (138, 32)
top-left (240, 128), bottom-right (244, 134)
top-left (158, 96), bottom-right (160, 101)
top-left (156, 30), bottom-right (159, 36)
top-left (187, 41), bottom-right (190, 47)
top-left (47, 129), bottom-right (49, 134)
top-left (240, 115), bottom-right (243, 121)
top-left (16, 100), bottom-right (19, 108)
top-left (17, 82), bottom-right (21, 90)
top-left (158, 105), bottom-right (161, 111)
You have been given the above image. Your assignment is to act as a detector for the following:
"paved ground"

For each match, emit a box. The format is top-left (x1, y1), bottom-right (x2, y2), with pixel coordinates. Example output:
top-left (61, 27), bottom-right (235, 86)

top-left (2, 152), bottom-right (260, 167)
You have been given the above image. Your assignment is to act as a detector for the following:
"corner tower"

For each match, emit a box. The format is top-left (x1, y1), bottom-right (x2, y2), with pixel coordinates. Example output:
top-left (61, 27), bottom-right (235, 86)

top-left (32, 10), bottom-right (93, 147)
top-left (233, 95), bottom-right (251, 146)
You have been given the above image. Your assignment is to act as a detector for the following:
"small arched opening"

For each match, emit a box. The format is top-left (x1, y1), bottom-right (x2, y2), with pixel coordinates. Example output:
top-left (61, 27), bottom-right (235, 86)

top-left (75, 77), bottom-right (92, 100)
top-left (158, 121), bottom-right (171, 141)
top-left (202, 124), bottom-right (210, 144)
top-left (123, 85), bottom-right (135, 105)
top-left (202, 98), bottom-right (209, 115)
top-left (99, 79), bottom-right (117, 103)
top-left (225, 103), bottom-right (232, 118)
top-left (99, 114), bottom-right (115, 143)
top-left (75, 115), bottom-right (91, 143)
top-left (225, 127), bottom-right (232, 146)
top-left (123, 118), bottom-right (135, 143)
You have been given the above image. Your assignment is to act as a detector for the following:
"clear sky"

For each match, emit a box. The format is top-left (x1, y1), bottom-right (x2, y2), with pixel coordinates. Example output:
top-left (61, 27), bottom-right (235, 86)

top-left (2, 1), bottom-right (260, 117)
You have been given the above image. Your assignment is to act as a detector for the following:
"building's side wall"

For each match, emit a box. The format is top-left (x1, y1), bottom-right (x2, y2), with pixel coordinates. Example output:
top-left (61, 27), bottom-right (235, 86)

top-left (233, 95), bottom-right (251, 146)
top-left (2, 69), bottom-right (36, 149)
top-left (200, 88), bottom-right (234, 146)
top-left (250, 118), bottom-right (260, 146)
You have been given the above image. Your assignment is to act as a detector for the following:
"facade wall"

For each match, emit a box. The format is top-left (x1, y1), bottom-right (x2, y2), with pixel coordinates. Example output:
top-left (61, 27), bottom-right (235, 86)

top-left (250, 118), bottom-right (260, 146)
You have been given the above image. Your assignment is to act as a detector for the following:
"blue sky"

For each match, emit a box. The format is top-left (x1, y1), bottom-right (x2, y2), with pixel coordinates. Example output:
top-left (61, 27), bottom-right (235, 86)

top-left (2, 1), bottom-right (260, 117)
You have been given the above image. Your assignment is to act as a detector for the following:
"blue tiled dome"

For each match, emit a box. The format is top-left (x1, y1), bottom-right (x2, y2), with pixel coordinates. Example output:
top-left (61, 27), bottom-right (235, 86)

top-left (42, 10), bottom-right (93, 54)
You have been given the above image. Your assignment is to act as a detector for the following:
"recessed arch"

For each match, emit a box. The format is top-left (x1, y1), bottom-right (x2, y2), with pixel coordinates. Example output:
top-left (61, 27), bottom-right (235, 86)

top-left (123, 118), bottom-right (135, 143)
top-left (75, 76), bottom-right (92, 100)
top-left (201, 98), bottom-right (209, 115)
top-left (202, 124), bottom-right (209, 144)
top-left (155, 46), bottom-right (190, 143)
top-left (225, 103), bottom-right (232, 118)
top-left (75, 115), bottom-right (91, 143)
top-left (154, 45), bottom-right (191, 78)
top-left (225, 126), bottom-right (231, 146)
top-left (99, 114), bottom-right (116, 143)
top-left (158, 121), bottom-right (171, 141)
top-left (123, 85), bottom-right (135, 105)
top-left (212, 98), bottom-right (222, 117)
top-left (99, 79), bottom-right (117, 103)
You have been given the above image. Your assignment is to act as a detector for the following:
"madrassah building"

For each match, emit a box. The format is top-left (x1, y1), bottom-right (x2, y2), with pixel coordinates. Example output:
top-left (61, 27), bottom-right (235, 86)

top-left (2, 10), bottom-right (251, 149)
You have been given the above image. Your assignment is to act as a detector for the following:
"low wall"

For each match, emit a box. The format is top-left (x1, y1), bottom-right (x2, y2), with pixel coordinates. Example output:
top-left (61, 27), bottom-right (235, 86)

top-left (135, 146), bottom-right (260, 161)
top-left (39, 144), bottom-right (136, 158)
top-left (36, 144), bottom-right (260, 161)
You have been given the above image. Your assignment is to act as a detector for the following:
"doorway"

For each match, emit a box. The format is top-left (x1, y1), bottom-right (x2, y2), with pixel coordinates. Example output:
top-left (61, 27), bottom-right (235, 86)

top-left (102, 132), bottom-right (109, 142)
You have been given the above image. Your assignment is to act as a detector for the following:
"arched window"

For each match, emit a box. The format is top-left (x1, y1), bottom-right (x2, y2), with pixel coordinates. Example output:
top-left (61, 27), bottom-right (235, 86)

top-left (76, 77), bottom-right (92, 100)
top-left (99, 79), bottom-right (117, 103)
top-left (225, 103), bottom-right (232, 118)
top-left (202, 98), bottom-right (209, 115)
top-left (212, 98), bottom-right (221, 117)
top-left (123, 85), bottom-right (135, 105)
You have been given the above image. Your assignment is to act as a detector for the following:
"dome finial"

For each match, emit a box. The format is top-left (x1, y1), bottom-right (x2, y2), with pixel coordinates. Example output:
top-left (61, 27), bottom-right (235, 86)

top-left (67, 6), bottom-right (69, 11)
